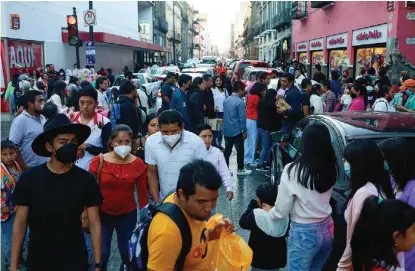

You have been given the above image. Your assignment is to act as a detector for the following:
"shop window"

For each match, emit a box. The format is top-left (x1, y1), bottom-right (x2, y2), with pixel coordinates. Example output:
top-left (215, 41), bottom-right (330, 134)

top-left (329, 50), bottom-right (350, 78)
top-left (298, 52), bottom-right (308, 64)
top-left (355, 47), bottom-right (386, 75)
top-left (311, 51), bottom-right (324, 66)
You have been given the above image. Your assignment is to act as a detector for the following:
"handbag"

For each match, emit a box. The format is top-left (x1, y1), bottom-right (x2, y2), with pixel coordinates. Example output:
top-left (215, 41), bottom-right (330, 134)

top-left (81, 153), bottom-right (104, 232)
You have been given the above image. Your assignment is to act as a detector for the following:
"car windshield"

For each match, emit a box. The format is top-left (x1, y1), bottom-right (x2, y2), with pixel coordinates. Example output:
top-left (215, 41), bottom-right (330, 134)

top-left (137, 74), bottom-right (146, 85)
top-left (150, 67), bottom-right (167, 75)
top-left (240, 62), bottom-right (269, 74)
top-left (202, 60), bottom-right (216, 64)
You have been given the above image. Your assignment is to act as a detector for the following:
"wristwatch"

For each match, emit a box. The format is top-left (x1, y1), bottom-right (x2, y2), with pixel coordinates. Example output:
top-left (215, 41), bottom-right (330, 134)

top-left (94, 261), bottom-right (103, 268)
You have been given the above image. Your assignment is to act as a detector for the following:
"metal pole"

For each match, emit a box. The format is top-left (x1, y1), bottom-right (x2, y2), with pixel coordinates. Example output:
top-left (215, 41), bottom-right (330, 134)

top-left (73, 7), bottom-right (80, 68)
top-left (172, 1), bottom-right (176, 64)
top-left (89, 1), bottom-right (94, 42)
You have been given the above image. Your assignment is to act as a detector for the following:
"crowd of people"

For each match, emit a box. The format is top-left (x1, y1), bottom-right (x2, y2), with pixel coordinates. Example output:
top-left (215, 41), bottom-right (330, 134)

top-left (1, 59), bottom-right (415, 271)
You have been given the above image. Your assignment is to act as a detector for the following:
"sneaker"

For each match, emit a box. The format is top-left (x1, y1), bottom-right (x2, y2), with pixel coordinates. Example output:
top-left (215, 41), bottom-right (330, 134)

top-left (237, 169), bottom-right (252, 176)
top-left (256, 165), bottom-right (269, 172)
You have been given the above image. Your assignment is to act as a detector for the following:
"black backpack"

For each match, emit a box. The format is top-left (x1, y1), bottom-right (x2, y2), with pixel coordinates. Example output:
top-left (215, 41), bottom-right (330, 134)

top-left (126, 198), bottom-right (192, 271)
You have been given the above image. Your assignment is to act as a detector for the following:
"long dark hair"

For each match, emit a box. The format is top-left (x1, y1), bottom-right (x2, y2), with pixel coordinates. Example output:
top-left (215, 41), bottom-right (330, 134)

top-left (249, 82), bottom-right (266, 97)
top-left (53, 80), bottom-right (67, 103)
top-left (189, 77), bottom-right (203, 94)
top-left (351, 197), bottom-right (415, 271)
top-left (288, 123), bottom-right (338, 193)
top-left (343, 140), bottom-right (394, 199)
top-left (213, 75), bottom-right (224, 89)
top-left (108, 124), bottom-right (133, 151)
top-left (379, 138), bottom-right (415, 193)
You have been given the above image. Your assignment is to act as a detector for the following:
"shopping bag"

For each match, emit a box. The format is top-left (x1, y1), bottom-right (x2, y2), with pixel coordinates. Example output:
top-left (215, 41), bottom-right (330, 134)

top-left (206, 214), bottom-right (253, 271)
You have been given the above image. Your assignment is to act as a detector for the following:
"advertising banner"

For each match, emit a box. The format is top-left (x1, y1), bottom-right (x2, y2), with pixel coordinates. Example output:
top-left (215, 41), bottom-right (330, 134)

top-left (8, 40), bottom-right (43, 77)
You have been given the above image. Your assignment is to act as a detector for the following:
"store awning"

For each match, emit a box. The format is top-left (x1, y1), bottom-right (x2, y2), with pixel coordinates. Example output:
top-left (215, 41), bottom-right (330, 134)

top-left (61, 30), bottom-right (171, 53)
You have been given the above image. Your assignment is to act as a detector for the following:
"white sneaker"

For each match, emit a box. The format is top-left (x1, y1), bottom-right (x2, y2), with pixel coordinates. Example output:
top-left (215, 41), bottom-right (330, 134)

top-left (237, 169), bottom-right (252, 176)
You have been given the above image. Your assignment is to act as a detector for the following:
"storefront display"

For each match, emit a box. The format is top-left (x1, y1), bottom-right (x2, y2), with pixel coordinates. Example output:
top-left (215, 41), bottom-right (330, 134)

top-left (329, 50), bottom-right (350, 72)
top-left (352, 24), bottom-right (387, 75)
top-left (296, 41), bottom-right (308, 64)
top-left (298, 52), bottom-right (308, 64)
top-left (312, 51), bottom-right (324, 66)
top-left (355, 47), bottom-right (386, 74)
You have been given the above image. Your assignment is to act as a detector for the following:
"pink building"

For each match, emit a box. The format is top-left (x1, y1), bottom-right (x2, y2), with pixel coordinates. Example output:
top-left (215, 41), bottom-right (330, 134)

top-left (291, 1), bottom-right (415, 83)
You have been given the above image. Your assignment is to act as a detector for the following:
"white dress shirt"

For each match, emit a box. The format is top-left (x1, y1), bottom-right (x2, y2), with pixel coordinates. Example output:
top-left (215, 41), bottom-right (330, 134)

top-left (205, 146), bottom-right (233, 192)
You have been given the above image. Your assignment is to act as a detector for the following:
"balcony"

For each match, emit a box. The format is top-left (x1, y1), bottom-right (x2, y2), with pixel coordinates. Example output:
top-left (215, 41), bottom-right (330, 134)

top-left (292, 1), bottom-right (308, 20)
top-left (311, 1), bottom-right (335, 9)
top-left (154, 18), bottom-right (168, 33)
top-left (276, 8), bottom-right (292, 28)
top-left (168, 33), bottom-right (181, 42)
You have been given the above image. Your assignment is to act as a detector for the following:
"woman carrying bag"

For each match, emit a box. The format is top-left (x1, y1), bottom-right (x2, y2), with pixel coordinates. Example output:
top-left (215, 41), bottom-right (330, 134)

top-left (88, 124), bottom-right (148, 271)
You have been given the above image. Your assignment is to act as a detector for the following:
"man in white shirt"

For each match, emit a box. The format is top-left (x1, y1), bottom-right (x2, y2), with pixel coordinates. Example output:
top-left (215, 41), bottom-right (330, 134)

top-left (196, 123), bottom-right (234, 200)
top-left (372, 85), bottom-right (396, 112)
top-left (145, 109), bottom-right (208, 202)
top-left (294, 68), bottom-right (306, 89)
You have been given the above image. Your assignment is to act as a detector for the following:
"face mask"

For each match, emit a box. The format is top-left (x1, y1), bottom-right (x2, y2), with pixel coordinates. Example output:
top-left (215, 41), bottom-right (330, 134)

top-left (114, 145), bottom-right (131, 159)
top-left (55, 143), bottom-right (78, 164)
top-left (384, 161), bottom-right (390, 172)
top-left (350, 93), bottom-right (357, 99)
top-left (344, 161), bottom-right (351, 177)
top-left (162, 133), bottom-right (181, 147)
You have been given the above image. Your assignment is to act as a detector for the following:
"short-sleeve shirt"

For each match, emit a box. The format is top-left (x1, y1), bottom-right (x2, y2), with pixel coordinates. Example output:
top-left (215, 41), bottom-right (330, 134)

top-left (9, 111), bottom-right (50, 167)
top-left (144, 131), bottom-right (207, 199)
top-left (147, 193), bottom-right (210, 271)
top-left (12, 164), bottom-right (102, 271)
top-left (161, 83), bottom-right (175, 111)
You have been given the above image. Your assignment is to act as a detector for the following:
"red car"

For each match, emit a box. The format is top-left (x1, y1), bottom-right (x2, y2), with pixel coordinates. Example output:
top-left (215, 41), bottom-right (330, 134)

top-left (233, 60), bottom-right (270, 76)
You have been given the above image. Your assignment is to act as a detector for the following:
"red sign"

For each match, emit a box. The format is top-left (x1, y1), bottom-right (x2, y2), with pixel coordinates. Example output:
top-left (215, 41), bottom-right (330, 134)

top-left (356, 30), bottom-right (382, 41)
top-left (311, 41), bottom-right (322, 48)
top-left (329, 37), bottom-right (345, 45)
top-left (298, 44), bottom-right (307, 50)
top-left (8, 40), bottom-right (43, 77)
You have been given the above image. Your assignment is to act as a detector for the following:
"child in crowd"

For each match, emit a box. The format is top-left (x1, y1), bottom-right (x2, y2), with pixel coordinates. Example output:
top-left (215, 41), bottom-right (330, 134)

top-left (1, 139), bottom-right (24, 268)
top-left (239, 184), bottom-right (289, 271)
top-left (340, 83), bottom-right (353, 111)
top-left (196, 124), bottom-right (234, 201)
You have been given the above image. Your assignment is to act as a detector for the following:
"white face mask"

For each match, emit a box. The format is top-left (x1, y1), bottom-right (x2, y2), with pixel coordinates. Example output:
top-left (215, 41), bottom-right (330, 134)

top-left (114, 145), bottom-right (131, 159)
top-left (162, 133), bottom-right (181, 147)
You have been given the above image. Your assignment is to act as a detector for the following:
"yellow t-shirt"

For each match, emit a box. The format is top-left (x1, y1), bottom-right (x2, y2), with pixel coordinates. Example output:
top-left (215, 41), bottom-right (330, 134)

top-left (147, 193), bottom-right (210, 271)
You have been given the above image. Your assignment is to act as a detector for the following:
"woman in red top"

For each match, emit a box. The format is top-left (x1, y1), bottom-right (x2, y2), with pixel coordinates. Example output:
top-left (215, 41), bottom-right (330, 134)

top-left (351, 197), bottom-right (415, 271)
top-left (89, 124), bottom-right (148, 270)
top-left (244, 79), bottom-right (267, 166)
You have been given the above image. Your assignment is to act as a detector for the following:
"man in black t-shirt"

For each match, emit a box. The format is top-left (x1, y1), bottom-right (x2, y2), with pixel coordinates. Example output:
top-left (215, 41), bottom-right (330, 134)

top-left (300, 78), bottom-right (312, 118)
top-left (312, 64), bottom-right (327, 83)
top-left (10, 114), bottom-right (103, 271)
top-left (160, 72), bottom-right (177, 112)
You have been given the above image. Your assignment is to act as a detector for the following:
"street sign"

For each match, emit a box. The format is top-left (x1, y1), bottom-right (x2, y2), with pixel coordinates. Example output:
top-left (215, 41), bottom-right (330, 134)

top-left (85, 41), bottom-right (96, 65)
top-left (83, 9), bottom-right (96, 27)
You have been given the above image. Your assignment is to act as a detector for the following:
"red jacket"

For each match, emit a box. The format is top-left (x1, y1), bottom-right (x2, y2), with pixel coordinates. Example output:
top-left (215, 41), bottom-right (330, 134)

top-left (246, 94), bottom-right (260, 120)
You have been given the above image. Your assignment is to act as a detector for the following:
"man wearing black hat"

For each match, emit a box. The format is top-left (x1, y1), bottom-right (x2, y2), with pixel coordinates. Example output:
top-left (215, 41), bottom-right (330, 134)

top-left (160, 72), bottom-right (178, 112)
top-left (10, 114), bottom-right (103, 271)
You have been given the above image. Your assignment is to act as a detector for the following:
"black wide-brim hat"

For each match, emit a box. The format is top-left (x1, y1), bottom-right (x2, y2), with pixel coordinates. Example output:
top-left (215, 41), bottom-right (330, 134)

top-left (32, 114), bottom-right (91, 157)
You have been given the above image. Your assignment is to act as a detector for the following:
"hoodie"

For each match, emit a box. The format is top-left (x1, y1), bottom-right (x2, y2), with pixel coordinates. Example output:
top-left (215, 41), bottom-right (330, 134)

top-left (239, 199), bottom-right (288, 269)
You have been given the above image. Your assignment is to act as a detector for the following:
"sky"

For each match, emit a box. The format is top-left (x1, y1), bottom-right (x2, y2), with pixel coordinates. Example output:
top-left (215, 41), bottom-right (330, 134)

top-left (190, 0), bottom-right (248, 55)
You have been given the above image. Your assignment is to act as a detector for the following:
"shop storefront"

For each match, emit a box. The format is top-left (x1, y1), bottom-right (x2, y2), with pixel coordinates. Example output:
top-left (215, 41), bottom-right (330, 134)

top-left (326, 32), bottom-right (350, 78)
top-left (309, 37), bottom-right (324, 78)
top-left (352, 24), bottom-right (387, 76)
top-left (296, 41), bottom-right (308, 72)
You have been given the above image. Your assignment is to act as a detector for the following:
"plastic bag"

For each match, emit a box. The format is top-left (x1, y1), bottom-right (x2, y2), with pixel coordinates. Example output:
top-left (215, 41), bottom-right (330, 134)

top-left (207, 214), bottom-right (253, 271)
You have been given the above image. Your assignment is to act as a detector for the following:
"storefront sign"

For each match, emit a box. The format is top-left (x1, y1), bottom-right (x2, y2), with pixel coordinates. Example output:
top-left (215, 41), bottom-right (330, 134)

top-left (407, 12), bottom-right (415, 20)
top-left (85, 41), bottom-right (96, 65)
top-left (387, 1), bottom-right (395, 12)
top-left (406, 1), bottom-right (415, 8)
top-left (352, 24), bottom-right (388, 46)
top-left (10, 14), bottom-right (20, 30)
top-left (296, 41), bottom-right (308, 52)
top-left (406, 37), bottom-right (415, 44)
top-left (309, 38), bottom-right (323, 50)
top-left (327, 33), bottom-right (348, 49)
top-left (8, 40), bottom-right (44, 77)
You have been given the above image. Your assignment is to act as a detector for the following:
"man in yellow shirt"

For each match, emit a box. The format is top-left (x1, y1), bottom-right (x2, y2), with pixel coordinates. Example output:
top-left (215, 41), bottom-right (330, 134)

top-left (147, 159), bottom-right (236, 271)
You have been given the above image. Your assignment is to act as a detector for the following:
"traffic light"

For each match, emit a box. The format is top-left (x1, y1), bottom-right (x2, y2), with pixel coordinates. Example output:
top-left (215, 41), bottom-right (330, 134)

top-left (67, 15), bottom-right (79, 46)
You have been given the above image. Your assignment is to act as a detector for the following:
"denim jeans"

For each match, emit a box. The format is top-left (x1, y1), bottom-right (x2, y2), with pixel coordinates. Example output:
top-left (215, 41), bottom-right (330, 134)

top-left (214, 112), bottom-right (224, 148)
top-left (84, 232), bottom-right (94, 271)
top-left (2, 213), bottom-right (29, 267)
top-left (244, 119), bottom-right (258, 164)
top-left (224, 133), bottom-right (245, 170)
top-left (288, 216), bottom-right (334, 271)
top-left (258, 128), bottom-right (272, 166)
top-left (101, 209), bottom-right (137, 271)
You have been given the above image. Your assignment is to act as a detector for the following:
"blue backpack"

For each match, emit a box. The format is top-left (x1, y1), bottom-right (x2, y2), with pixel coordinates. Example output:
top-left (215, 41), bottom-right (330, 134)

top-left (124, 201), bottom-right (192, 271)
top-left (109, 103), bottom-right (121, 128)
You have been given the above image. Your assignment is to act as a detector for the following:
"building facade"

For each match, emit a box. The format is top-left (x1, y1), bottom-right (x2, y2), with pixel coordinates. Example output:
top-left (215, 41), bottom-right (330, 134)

top-left (153, 1), bottom-right (169, 64)
top-left (166, 1), bottom-right (182, 63)
top-left (291, 1), bottom-right (415, 82)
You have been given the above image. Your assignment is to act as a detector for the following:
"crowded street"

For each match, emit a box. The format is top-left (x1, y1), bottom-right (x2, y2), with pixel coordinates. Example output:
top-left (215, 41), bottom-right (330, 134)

top-left (1, 1), bottom-right (415, 271)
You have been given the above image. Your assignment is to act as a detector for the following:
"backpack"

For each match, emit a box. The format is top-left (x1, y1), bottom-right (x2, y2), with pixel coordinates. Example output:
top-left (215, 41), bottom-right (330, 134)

top-left (125, 199), bottom-right (192, 271)
top-left (109, 102), bottom-right (122, 128)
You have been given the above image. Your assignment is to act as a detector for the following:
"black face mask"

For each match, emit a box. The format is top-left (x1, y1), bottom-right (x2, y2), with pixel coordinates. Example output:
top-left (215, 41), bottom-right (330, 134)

top-left (55, 143), bottom-right (78, 164)
top-left (350, 93), bottom-right (357, 99)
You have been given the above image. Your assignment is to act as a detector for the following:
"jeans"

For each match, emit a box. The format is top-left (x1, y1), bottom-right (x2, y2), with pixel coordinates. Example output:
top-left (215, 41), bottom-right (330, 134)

top-left (84, 233), bottom-right (94, 271)
top-left (214, 112), bottom-right (224, 148)
top-left (224, 133), bottom-right (245, 170)
top-left (258, 128), bottom-right (272, 166)
top-left (101, 209), bottom-right (138, 271)
top-left (244, 119), bottom-right (258, 164)
top-left (288, 216), bottom-right (334, 271)
top-left (2, 213), bottom-right (29, 267)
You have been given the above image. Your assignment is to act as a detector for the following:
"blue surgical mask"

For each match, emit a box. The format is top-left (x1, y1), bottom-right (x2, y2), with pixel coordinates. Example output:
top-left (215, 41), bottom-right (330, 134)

top-left (384, 161), bottom-right (390, 172)
top-left (344, 161), bottom-right (351, 177)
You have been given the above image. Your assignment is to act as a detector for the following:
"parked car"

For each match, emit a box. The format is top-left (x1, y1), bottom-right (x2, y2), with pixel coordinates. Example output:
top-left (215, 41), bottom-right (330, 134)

top-left (182, 66), bottom-right (214, 77)
top-left (182, 58), bottom-right (200, 69)
top-left (270, 111), bottom-right (415, 270)
top-left (201, 56), bottom-right (217, 65)
top-left (148, 66), bottom-right (180, 81)
top-left (113, 73), bottom-right (161, 102)
top-left (241, 67), bottom-right (271, 86)
top-left (233, 60), bottom-right (270, 77)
